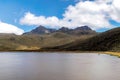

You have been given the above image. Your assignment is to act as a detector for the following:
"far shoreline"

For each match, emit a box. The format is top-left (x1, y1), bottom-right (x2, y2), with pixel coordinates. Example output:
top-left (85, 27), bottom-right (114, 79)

top-left (0, 50), bottom-right (120, 57)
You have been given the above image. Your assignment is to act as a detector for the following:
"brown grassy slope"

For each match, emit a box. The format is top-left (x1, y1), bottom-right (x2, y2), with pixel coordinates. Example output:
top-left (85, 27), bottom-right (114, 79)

top-left (0, 32), bottom-right (86, 51)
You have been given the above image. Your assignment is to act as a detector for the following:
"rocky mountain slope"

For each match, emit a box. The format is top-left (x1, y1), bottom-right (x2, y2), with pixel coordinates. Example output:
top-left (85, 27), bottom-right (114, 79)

top-left (24, 25), bottom-right (96, 35)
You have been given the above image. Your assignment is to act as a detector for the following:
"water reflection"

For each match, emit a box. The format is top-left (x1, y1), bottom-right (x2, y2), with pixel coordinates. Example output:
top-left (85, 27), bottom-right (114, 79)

top-left (0, 52), bottom-right (120, 80)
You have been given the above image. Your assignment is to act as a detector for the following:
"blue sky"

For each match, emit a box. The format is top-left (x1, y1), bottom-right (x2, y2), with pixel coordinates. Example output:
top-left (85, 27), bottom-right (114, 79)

top-left (0, 0), bottom-right (120, 35)
top-left (0, 0), bottom-right (76, 32)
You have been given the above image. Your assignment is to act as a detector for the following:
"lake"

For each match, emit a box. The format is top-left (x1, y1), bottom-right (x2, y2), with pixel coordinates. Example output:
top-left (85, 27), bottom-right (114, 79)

top-left (0, 52), bottom-right (120, 80)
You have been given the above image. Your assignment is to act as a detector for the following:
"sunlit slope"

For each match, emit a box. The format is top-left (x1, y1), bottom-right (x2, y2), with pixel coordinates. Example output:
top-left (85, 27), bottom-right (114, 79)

top-left (0, 33), bottom-right (81, 51)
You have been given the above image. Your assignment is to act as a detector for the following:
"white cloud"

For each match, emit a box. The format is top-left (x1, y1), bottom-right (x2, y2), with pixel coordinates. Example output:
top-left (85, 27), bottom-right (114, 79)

top-left (20, 12), bottom-right (60, 29)
top-left (62, 1), bottom-right (112, 29)
top-left (0, 21), bottom-right (24, 35)
top-left (109, 0), bottom-right (120, 22)
top-left (20, 0), bottom-right (120, 30)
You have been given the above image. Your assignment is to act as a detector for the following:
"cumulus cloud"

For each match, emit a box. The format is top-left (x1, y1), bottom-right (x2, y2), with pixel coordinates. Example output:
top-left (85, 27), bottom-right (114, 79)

top-left (109, 0), bottom-right (120, 22)
top-left (20, 12), bottom-right (60, 29)
top-left (0, 21), bottom-right (24, 35)
top-left (20, 0), bottom-right (120, 30)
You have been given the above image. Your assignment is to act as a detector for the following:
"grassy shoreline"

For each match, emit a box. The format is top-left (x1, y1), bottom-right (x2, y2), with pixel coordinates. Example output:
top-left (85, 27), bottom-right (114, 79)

top-left (102, 52), bottom-right (120, 57)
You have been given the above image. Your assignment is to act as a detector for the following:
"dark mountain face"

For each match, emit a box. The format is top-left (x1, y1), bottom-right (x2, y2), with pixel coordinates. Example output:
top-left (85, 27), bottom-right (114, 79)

top-left (24, 25), bottom-right (56, 35)
top-left (58, 27), bottom-right (71, 32)
top-left (75, 26), bottom-right (92, 30)
top-left (70, 26), bottom-right (95, 35)
top-left (57, 26), bottom-right (96, 35)
top-left (24, 25), bottom-right (96, 35)
top-left (31, 26), bottom-right (48, 34)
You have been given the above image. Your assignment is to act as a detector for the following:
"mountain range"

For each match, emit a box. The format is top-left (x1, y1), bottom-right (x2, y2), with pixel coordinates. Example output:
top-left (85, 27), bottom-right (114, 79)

top-left (0, 25), bottom-right (120, 52)
top-left (24, 25), bottom-right (96, 35)
top-left (0, 25), bottom-right (96, 51)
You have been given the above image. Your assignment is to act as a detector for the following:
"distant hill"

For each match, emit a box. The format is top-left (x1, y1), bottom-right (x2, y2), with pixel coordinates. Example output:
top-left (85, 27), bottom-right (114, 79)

top-left (24, 25), bottom-right (96, 35)
top-left (41, 27), bottom-right (120, 52)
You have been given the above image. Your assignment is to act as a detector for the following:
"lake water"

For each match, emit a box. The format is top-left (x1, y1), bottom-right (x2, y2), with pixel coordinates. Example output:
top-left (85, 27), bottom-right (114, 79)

top-left (0, 52), bottom-right (120, 80)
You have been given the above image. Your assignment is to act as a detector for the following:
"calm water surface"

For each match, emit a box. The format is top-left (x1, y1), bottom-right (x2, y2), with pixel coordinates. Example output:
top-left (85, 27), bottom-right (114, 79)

top-left (0, 52), bottom-right (120, 80)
